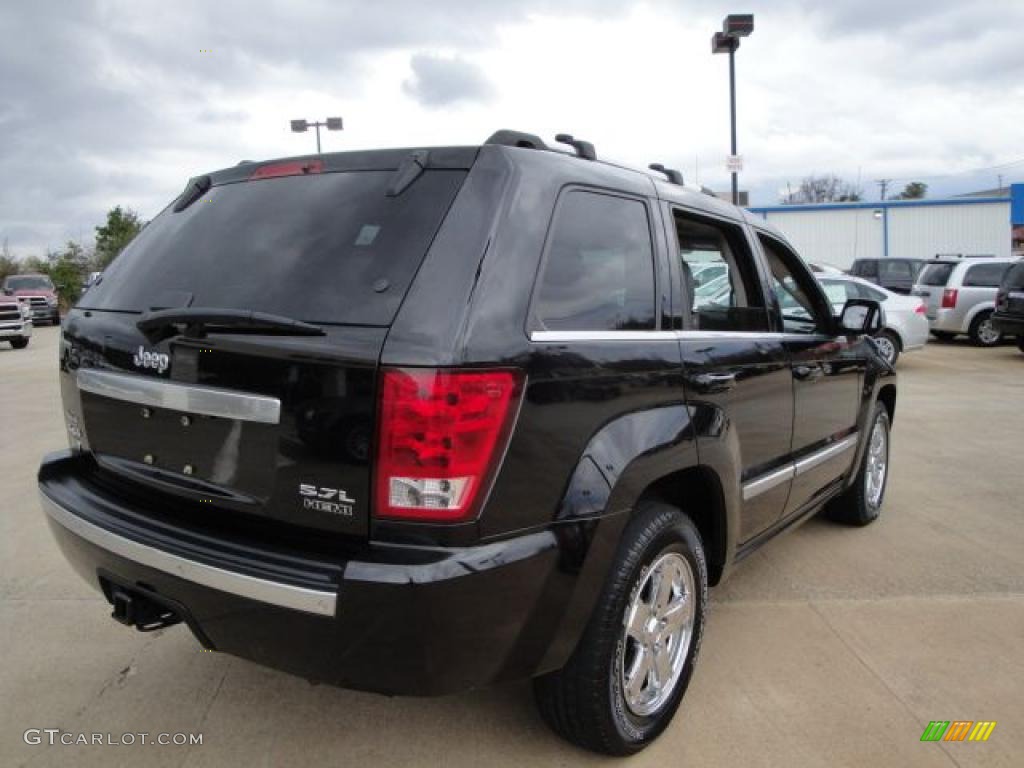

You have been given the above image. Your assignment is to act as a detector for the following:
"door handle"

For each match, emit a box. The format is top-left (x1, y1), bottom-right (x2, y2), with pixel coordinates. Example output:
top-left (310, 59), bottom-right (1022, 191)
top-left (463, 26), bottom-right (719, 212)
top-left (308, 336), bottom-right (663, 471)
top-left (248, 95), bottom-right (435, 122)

top-left (689, 372), bottom-right (737, 393)
top-left (793, 364), bottom-right (824, 382)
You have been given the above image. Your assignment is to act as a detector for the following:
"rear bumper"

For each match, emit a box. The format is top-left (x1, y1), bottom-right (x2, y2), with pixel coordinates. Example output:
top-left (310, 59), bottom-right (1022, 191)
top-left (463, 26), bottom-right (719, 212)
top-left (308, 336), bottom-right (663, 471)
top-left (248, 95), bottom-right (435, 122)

top-left (39, 451), bottom-right (565, 695)
top-left (927, 308), bottom-right (966, 333)
top-left (991, 312), bottom-right (1024, 335)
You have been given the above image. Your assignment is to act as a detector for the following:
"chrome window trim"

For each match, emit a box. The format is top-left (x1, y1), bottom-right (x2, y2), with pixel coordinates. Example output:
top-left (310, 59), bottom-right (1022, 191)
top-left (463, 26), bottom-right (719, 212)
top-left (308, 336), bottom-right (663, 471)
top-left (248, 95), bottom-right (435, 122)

top-left (742, 434), bottom-right (858, 501)
top-left (529, 329), bottom-right (834, 343)
top-left (77, 368), bottom-right (281, 425)
top-left (39, 491), bottom-right (336, 616)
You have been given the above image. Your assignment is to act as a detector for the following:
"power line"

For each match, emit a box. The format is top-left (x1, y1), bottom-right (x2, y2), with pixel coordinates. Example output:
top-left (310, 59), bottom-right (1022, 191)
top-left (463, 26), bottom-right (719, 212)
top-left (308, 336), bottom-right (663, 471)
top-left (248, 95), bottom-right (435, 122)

top-left (881, 157), bottom-right (1024, 183)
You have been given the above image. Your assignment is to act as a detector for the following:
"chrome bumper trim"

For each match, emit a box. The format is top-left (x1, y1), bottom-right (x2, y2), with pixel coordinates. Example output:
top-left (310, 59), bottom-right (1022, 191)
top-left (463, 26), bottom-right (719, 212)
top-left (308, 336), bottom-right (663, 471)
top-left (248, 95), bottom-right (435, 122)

top-left (77, 368), bottom-right (281, 425)
top-left (40, 490), bottom-right (336, 616)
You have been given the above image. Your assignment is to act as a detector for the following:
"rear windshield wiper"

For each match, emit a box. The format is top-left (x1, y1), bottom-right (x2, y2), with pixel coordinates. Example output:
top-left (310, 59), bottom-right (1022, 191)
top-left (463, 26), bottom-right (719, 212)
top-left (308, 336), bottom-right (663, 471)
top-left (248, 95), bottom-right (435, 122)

top-left (137, 307), bottom-right (325, 343)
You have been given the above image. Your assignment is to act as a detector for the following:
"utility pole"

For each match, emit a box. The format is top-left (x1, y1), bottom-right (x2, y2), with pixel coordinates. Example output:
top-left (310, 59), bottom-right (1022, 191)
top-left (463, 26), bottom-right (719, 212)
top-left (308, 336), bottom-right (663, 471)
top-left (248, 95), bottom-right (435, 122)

top-left (998, 174), bottom-right (1004, 191)
top-left (876, 179), bottom-right (891, 201)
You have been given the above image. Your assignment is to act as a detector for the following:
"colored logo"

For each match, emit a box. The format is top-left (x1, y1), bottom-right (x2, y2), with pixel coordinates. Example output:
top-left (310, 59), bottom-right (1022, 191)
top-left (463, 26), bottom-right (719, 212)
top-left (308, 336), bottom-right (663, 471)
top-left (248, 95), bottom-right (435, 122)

top-left (920, 721), bottom-right (996, 742)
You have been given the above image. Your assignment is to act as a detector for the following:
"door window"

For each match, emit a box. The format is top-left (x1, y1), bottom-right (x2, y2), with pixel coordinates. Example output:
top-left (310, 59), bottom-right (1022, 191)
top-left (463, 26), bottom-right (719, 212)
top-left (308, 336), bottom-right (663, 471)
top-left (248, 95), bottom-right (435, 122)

top-left (534, 190), bottom-right (656, 331)
top-left (759, 236), bottom-right (831, 334)
top-left (673, 210), bottom-right (768, 332)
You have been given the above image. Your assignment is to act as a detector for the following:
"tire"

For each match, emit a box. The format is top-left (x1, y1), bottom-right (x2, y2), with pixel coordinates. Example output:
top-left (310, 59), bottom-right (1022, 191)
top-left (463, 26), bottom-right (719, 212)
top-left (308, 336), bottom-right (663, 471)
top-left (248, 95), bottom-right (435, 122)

top-left (825, 402), bottom-right (890, 526)
top-left (10, 337), bottom-right (29, 349)
top-left (930, 331), bottom-right (956, 341)
top-left (968, 311), bottom-right (1001, 347)
top-left (533, 501), bottom-right (708, 755)
top-left (873, 330), bottom-right (900, 366)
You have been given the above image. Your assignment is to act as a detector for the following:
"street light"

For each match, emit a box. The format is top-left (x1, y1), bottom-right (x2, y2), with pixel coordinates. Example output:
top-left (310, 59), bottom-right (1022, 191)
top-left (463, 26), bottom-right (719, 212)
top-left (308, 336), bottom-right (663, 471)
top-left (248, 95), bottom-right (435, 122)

top-left (711, 13), bottom-right (754, 205)
top-left (290, 116), bottom-right (344, 154)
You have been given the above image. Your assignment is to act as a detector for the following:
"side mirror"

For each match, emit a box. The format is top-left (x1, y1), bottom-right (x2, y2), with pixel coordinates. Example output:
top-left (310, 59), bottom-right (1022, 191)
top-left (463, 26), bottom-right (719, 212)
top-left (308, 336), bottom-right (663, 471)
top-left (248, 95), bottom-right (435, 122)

top-left (838, 298), bottom-right (883, 335)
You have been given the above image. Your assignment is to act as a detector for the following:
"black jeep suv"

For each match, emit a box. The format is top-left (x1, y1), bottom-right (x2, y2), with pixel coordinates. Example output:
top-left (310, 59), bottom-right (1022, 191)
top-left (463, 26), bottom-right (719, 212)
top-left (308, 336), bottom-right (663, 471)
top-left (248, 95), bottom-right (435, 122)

top-left (39, 131), bottom-right (896, 755)
top-left (992, 260), bottom-right (1024, 353)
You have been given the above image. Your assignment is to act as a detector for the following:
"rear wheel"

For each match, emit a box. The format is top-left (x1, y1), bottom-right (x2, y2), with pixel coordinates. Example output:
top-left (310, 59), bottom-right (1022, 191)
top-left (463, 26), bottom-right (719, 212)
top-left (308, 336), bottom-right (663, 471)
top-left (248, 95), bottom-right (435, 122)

top-left (969, 311), bottom-right (1001, 347)
top-left (825, 402), bottom-right (890, 526)
top-left (10, 337), bottom-right (29, 349)
top-left (931, 331), bottom-right (956, 341)
top-left (873, 330), bottom-right (900, 366)
top-left (533, 501), bottom-right (707, 755)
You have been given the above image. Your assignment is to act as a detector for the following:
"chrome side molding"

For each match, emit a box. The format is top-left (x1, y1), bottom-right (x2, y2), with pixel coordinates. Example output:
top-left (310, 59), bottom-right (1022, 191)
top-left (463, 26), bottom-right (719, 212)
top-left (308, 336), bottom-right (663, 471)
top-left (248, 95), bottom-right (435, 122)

top-left (742, 434), bottom-right (858, 501)
top-left (77, 368), bottom-right (281, 425)
top-left (39, 491), bottom-right (336, 616)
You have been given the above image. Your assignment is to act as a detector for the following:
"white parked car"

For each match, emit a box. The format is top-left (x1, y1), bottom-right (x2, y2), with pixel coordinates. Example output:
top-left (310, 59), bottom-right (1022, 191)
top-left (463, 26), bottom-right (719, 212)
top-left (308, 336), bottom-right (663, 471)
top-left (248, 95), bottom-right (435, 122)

top-left (817, 275), bottom-right (929, 365)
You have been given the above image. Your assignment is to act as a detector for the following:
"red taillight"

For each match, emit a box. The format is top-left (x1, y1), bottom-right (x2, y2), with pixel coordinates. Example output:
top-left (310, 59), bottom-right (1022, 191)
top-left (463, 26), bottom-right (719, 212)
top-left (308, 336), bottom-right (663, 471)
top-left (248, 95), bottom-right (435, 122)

top-left (374, 368), bottom-right (524, 522)
top-left (248, 159), bottom-right (323, 180)
top-left (941, 288), bottom-right (958, 309)
top-left (915, 303), bottom-right (927, 315)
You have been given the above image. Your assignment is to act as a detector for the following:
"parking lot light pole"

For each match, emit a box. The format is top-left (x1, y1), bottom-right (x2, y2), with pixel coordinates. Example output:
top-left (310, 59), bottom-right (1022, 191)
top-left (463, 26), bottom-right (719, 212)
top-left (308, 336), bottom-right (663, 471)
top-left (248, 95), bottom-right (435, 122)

top-left (290, 117), bottom-right (343, 154)
top-left (712, 14), bottom-right (754, 205)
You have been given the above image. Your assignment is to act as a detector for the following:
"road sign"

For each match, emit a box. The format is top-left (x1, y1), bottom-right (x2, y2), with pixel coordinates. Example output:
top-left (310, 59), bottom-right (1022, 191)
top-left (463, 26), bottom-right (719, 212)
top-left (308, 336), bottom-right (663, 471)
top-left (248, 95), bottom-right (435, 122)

top-left (726, 155), bottom-right (743, 173)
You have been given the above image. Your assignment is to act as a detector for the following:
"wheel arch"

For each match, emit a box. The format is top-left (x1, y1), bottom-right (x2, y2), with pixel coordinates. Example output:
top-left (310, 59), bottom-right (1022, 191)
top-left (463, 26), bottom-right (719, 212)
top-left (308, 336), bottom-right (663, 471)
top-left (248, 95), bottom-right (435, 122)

top-left (877, 383), bottom-right (896, 425)
top-left (637, 467), bottom-right (728, 586)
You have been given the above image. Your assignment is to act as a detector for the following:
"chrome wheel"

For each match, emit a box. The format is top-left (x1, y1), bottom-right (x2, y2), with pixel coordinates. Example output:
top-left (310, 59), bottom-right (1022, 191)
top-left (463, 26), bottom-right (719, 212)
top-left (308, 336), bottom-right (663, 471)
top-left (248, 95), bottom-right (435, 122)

top-left (620, 552), bottom-right (695, 717)
top-left (976, 317), bottom-right (1001, 346)
top-left (865, 415), bottom-right (888, 508)
top-left (874, 335), bottom-right (897, 365)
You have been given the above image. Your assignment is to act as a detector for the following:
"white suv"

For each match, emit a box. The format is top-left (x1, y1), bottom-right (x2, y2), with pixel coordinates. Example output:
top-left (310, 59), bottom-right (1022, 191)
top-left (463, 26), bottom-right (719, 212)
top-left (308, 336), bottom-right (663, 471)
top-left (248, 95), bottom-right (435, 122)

top-left (912, 257), bottom-right (1021, 346)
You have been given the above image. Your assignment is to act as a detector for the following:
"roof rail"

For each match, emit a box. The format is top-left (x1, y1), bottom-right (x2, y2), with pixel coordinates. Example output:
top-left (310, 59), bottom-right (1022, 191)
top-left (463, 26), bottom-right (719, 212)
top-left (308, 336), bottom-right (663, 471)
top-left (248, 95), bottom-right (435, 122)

top-left (554, 133), bottom-right (596, 160)
top-left (648, 163), bottom-right (684, 185)
top-left (484, 130), bottom-right (550, 150)
top-left (700, 186), bottom-right (717, 197)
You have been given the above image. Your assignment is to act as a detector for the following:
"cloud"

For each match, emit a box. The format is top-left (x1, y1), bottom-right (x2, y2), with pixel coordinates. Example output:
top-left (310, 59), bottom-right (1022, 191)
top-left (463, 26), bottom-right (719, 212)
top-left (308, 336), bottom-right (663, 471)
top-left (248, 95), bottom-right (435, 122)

top-left (402, 54), bottom-right (492, 108)
top-left (1, 0), bottom-right (1022, 254)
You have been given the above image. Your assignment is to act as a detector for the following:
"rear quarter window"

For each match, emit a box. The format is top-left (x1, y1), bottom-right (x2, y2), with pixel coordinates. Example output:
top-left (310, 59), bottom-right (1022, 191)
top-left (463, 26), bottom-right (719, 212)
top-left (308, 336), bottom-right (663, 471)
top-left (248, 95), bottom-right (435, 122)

top-left (963, 263), bottom-right (1010, 288)
top-left (533, 190), bottom-right (656, 331)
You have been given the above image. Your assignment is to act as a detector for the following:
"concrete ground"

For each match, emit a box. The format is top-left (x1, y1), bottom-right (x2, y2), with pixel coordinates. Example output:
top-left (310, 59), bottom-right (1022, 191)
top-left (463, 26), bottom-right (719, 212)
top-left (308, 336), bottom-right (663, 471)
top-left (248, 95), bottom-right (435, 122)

top-left (2, 326), bottom-right (1022, 767)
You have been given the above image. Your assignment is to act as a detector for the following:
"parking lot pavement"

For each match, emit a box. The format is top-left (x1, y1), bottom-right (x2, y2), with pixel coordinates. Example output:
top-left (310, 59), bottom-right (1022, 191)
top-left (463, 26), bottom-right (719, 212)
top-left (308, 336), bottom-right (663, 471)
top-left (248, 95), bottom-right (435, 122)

top-left (2, 327), bottom-right (1022, 767)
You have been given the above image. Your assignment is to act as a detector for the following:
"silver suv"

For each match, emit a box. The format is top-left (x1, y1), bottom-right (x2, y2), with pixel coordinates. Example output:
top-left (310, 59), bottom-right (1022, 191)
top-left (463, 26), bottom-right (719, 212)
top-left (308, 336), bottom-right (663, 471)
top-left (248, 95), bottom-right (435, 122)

top-left (912, 256), bottom-right (1021, 346)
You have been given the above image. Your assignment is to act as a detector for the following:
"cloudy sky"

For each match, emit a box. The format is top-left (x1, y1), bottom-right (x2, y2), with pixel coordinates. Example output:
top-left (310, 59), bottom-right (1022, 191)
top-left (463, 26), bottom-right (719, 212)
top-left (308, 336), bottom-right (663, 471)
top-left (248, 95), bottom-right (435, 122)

top-left (2, 0), bottom-right (1023, 256)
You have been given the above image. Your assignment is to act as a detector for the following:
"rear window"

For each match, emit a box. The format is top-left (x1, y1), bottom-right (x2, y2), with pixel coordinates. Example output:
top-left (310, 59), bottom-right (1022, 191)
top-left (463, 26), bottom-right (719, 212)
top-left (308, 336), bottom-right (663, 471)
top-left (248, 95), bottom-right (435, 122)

top-left (963, 263), bottom-right (1009, 288)
top-left (1002, 262), bottom-right (1024, 290)
top-left (80, 170), bottom-right (467, 325)
top-left (918, 262), bottom-right (956, 286)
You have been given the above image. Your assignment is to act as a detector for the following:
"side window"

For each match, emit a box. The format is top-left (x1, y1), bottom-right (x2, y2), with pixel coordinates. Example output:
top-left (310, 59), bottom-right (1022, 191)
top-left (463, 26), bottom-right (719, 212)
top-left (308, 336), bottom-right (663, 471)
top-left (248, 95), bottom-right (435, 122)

top-left (534, 190), bottom-right (656, 331)
top-left (857, 260), bottom-right (878, 278)
top-left (963, 263), bottom-right (1009, 288)
top-left (879, 260), bottom-right (912, 280)
top-left (758, 235), bottom-right (830, 335)
top-left (673, 211), bottom-right (769, 332)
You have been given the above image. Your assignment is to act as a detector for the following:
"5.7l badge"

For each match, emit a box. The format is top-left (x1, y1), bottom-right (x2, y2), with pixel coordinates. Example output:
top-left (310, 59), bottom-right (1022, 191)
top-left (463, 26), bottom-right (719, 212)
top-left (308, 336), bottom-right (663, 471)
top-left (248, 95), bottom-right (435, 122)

top-left (299, 484), bottom-right (355, 517)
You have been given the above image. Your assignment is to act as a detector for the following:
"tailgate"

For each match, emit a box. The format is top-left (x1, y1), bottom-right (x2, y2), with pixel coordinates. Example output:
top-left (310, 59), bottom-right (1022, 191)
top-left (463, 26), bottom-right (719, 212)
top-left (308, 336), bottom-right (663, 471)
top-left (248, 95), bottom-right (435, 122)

top-left (63, 313), bottom-right (384, 538)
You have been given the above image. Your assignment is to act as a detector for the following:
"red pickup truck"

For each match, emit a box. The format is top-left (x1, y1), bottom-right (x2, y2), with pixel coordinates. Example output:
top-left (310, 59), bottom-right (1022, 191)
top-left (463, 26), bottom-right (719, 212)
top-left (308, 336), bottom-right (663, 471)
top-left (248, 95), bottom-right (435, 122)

top-left (2, 273), bottom-right (60, 325)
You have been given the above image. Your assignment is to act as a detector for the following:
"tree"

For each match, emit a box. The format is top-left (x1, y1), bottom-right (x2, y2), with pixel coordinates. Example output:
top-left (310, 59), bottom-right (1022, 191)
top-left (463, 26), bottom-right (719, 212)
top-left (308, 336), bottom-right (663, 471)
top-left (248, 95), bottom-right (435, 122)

top-left (0, 239), bottom-right (17, 284)
top-left (782, 174), bottom-right (862, 204)
top-left (893, 182), bottom-right (927, 200)
top-left (46, 241), bottom-right (91, 307)
top-left (94, 206), bottom-right (143, 268)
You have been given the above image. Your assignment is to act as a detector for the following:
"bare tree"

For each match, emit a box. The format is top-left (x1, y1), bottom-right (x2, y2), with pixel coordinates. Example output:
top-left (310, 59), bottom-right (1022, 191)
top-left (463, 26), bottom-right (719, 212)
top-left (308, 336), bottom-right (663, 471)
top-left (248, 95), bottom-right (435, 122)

top-left (782, 174), bottom-right (862, 204)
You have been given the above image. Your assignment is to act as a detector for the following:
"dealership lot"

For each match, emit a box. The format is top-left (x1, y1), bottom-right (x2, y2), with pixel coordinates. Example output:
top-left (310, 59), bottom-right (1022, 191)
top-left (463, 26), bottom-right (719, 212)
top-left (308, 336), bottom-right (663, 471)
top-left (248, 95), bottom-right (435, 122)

top-left (2, 327), bottom-right (1022, 767)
